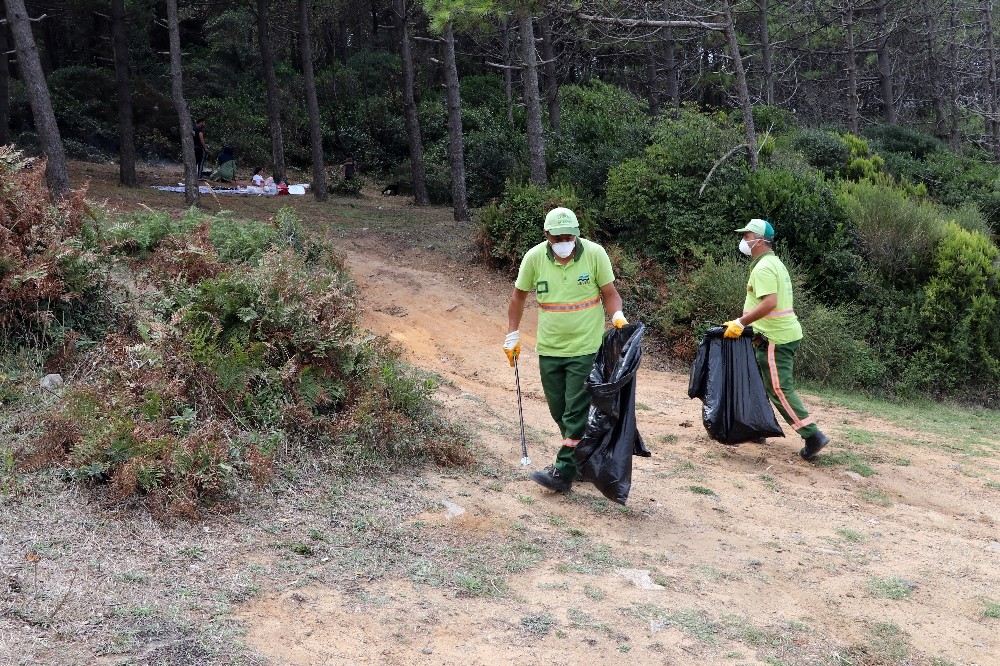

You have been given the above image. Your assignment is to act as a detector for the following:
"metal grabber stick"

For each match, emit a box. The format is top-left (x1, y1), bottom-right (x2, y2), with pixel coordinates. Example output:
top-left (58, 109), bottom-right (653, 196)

top-left (514, 355), bottom-right (531, 466)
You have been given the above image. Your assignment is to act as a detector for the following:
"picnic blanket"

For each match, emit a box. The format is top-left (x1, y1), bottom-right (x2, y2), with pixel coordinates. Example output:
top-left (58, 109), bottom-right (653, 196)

top-left (151, 183), bottom-right (310, 197)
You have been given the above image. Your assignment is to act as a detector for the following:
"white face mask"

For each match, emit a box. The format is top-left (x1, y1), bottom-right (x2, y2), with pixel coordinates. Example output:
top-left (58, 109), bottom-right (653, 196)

top-left (551, 240), bottom-right (576, 259)
top-left (739, 238), bottom-right (756, 256)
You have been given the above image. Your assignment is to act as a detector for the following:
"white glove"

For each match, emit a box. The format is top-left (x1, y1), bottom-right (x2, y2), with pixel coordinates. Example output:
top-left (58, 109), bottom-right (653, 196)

top-left (503, 331), bottom-right (521, 367)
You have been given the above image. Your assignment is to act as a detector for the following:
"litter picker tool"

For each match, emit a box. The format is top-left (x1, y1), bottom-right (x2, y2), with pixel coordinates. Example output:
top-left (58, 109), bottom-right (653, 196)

top-left (514, 355), bottom-right (531, 466)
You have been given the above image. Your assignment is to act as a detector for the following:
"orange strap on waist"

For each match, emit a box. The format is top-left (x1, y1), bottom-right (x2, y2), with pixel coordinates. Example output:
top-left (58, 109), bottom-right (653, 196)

top-left (538, 295), bottom-right (602, 313)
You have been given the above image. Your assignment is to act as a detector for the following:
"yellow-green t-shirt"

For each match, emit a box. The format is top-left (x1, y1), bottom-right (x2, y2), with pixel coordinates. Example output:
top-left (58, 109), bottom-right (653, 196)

top-left (514, 238), bottom-right (615, 357)
top-left (743, 252), bottom-right (803, 345)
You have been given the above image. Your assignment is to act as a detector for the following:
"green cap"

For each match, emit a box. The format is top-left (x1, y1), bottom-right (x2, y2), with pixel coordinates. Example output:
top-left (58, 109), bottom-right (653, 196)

top-left (544, 207), bottom-right (580, 236)
top-left (735, 218), bottom-right (775, 240)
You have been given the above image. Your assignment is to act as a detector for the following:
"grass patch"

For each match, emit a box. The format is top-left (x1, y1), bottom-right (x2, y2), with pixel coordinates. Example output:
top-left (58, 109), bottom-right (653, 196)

top-left (868, 576), bottom-right (915, 600)
top-left (819, 388), bottom-right (1000, 456)
top-left (858, 488), bottom-right (893, 507)
top-left (688, 485), bottom-right (717, 497)
top-left (986, 480), bottom-right (1000, 490)
top-left (838, 426), bottom-right (878, 446)
top-left (520, 612), bottom-right (556, 636)
top-left (624, 604), bottom-right (719, 644)
top-left (815, 450), bottom-right (876, 477)
top-left (583, 584), bottom-right (606, 601)
top-left (847, 621), bottom-right (911, 663)
top-left (660, 434), bottom-right (678, 445)
top-left (984, 600), bottom-right (1000, 619)
top-left (835, 527), bottom-right (865, 543)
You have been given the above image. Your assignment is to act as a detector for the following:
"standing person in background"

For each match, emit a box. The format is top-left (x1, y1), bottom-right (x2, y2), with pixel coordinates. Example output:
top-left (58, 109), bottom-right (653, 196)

top-left (504, 207), bottom-right (628, 493)
top-left (193, 118), bottom-right (207, 177)
top-left (723, 218), bottom-right (830, 461)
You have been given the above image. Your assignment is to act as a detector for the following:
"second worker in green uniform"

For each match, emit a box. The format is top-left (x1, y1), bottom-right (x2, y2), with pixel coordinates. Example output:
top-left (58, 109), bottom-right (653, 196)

top-left (504, 207), bottom-right (628, 493)
top-left (723, 219), bottom-right (830, 461)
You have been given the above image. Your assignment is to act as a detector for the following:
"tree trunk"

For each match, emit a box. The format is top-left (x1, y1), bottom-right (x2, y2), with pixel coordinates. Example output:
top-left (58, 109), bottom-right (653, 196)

top-left (299, 0), bottom-right (328, 201)
top-left (948, 0), bottom-right (962, 150)
top-left (876, 0), bottom-right (897, 124)
top-left (394, 0), bottom-right (429, 205)
top-left (337, 19), bottom-right (348, 65)
top-left (257, 0), bottom-right (286, 181)
top-left (442, 22), bottom-right (469, 222)
top-left (662, 4), bottom-right (678, 108)
top-left (540, 15), bottom-right (560, 133)
top-left (984, 2), bottom-right (1000, 157)
top-left (110, 0), bottom-right (137, 187)
top-left (923, 0), bottom-right (946, 139)
top-left (519, 11), bottom-right (547, 185)
top-left (646, 41), bottom-right (659, 115)
top-left (502, 19), bottom-right (515, 127)
top-left (165, 0), bottom-right (198, 205)
top-left (723, 0), bottom-right (759, 170)
top-left (844, 0), bottom-right (859, 134)
top-left (0, 12), bottom-right (9, 146)
top-left (758, 0), bottom-right (774, 105)
top-left (4, 0), bottom-right (69, 198)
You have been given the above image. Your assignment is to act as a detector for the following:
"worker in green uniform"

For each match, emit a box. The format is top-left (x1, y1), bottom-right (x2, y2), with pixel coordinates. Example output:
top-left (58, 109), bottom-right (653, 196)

top-left (504, 207), bottom-right (628, 492)
top-left (723, 219), bottom-right (830, 461)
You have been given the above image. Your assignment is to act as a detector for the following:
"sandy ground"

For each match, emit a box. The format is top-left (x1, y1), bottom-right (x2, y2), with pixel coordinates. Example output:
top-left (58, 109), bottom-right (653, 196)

top-left (2, 162), bottom-right (998, 665)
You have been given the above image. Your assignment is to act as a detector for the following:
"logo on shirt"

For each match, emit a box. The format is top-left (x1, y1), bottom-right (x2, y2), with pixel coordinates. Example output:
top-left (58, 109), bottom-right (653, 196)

top-left (537, 280), bottom-right (549, 294)
top-left (577, 273), bottom-right (591, 285)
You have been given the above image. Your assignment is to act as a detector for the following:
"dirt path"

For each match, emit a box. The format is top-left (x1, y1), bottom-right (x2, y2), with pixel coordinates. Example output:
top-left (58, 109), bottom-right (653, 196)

top-left (236, 232), bottom-right (999, 665)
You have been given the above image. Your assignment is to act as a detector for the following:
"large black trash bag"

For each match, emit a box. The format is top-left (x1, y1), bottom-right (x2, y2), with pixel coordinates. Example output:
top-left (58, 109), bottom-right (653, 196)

top-left (688, 326), bottom-right (784, 444)
top-left (574, 323), bottom-right (651, 505)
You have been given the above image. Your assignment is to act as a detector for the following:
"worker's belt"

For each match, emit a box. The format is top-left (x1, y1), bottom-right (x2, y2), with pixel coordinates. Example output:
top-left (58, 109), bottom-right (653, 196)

top-left (744, 308), bottom-right (796, 319)
top-left (538, 295), bottom-right (602, 313)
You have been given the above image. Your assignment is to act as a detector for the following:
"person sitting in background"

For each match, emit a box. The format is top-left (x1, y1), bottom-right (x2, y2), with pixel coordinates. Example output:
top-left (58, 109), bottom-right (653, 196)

top-left (251, 167), bottom-right (265, 187)
top-left (208, 146), bottom-right (236, 182)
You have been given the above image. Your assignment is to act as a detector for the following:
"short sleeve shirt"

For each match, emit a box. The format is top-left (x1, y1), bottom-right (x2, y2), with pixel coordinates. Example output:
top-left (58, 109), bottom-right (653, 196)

top-left (743, 252), bottom-right (802, 344)
top-left (514, 238), bottom-right (615, 357)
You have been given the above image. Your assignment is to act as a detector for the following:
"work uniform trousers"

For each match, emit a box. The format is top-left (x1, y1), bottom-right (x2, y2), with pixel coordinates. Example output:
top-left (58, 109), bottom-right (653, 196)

top-left (538, 353), bottom-right (596, 481)
top-left (754, 339), bottom-right (819, 440)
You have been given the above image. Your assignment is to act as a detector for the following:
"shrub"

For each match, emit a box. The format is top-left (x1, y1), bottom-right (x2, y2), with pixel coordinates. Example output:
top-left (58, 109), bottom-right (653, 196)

top-left (797, 305), bottom-right (883, 389)
top-left (730, 168), bottom-right (863, 302)
top-left (837, 180), bottom-right (944, 288)
top-left (549, 81), bottom-right (651, 198)
top-left (752, 105), bottom-right (797, 134)
top-left (864, 124), bottom-right (943, 158)
top-left (26, 208), bottom-right (469, 516)
top-left (478, 182), bottom-right (593, 271)
top-left (0, 150), bottom-right (117, 357)
top-left (792, 129), bottom-right (849, 177)
top-left (910, 223), bottom-right (1000, 400)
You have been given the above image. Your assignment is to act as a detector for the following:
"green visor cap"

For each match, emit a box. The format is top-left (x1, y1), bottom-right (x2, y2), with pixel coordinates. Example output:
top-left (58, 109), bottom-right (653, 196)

top-left (544, 207), bottom-right (581, 236)
top-left (735, 218), bottom-right (775, 240)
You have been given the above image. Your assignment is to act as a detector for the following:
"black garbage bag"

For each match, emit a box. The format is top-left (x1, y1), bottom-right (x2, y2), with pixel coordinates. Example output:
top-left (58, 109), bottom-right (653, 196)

top-left (688, 326), bottom-right (784, 444)
top-left (574, 323), bottom-right (651, 505)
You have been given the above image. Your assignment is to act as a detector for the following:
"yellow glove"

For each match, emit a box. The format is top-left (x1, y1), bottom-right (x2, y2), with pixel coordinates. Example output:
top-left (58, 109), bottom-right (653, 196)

top-left (723, 319), bottom-right (745, 339)
top-left (611, 311), bottom-right (628, 329)
top-left (503, 331), bottom-right (521, 367)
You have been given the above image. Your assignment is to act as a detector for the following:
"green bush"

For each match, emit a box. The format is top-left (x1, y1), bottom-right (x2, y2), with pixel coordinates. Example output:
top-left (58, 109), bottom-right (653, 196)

top-left (910, 223), bottom-right (1000, 400)
top-left (107, 209), bottom-right (201, 256)
top-left (791, 129), bottom-right (849, 178)
top-left (658, 254), bottom-right (748, 356)
top-left (605, 110), bottom-right (745, 260)
top-left (837, 180), bottom-right (944, 287)
top-left (730, 168), bottom-right (862, 302)
top-left (864, 124), bottom-right (943, 158)
top-left (549, 81), bottom-right (650, 198)
top-left (797, 305), bottom-right (883, 389)
top-left (752, 105), bottom-right (797, 134)
top-left (478, 182), bottom-right (593, 271)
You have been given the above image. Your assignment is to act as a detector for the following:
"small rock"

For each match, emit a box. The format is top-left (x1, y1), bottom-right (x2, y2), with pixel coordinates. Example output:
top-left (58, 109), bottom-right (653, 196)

top-left (442, 500), bottom-right (466, 519)
top-left (617, 568), bottom-right (665, 591)
top-left (39, 373), bottom-right (63, 392)
top-left (421, 648), bottom-right (434, 655)
top-left (842, 471), bottom-right (864, 482)
top-left (987, 541), bottom-right (1000, 554)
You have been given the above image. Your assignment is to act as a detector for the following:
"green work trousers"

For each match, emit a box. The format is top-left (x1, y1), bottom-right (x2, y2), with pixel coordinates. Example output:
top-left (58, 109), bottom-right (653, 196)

top-left (539, 353), bottom-right (596, 481)
top-left (754, 339), bottom-right (819, 440)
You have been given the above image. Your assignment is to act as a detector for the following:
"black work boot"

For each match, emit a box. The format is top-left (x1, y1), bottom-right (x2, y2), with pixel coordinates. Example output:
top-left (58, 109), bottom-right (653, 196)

top-left (530, 465), bottom-right (573, 492)
top-left (799, 430), bottom-right (830, 461)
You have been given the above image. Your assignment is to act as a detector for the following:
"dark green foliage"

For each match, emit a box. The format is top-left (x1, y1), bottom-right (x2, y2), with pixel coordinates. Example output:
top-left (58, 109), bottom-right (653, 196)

top-left (549, 81), bottom-right (651, 199)
top-left (730, 168), bottom-right (863, 302)
top-left (911, 223), bottom-right (1000, 401)
top-left (658, 255), bottom-right (747, 356)
top-left (605, 109), bottom-right (744, 260)
top-left (752, 106), bottom-right (797, 134)
top-left (478, 182), bottom-right (593, 271)
top-left (864, 124), bottom-right (944, 158)
top-left (791, 129), bottom-right (849, 178)
top-left (797, 305), bottom-right (883, 389)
